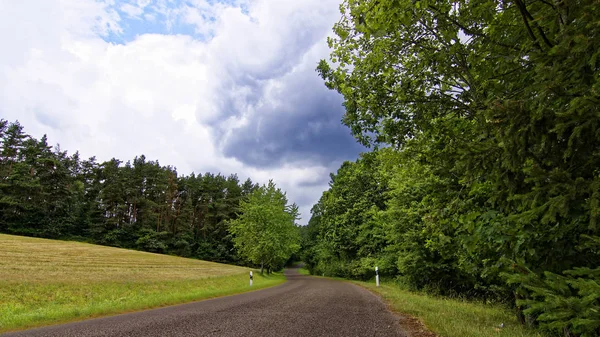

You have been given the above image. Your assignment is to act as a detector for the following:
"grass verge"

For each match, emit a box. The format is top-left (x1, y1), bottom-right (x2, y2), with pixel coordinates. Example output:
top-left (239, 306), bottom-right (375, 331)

top-left (0, 234), bottom-right (286, 333)
top-left (355, 281), bottom-right (546, 337)
top-left (297, 267), bottom-right (311, 275)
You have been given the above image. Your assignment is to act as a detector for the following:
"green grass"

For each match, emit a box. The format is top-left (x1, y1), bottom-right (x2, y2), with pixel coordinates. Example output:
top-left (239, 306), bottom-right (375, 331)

top-left (297, 267), bottom-right (310, 275)
top-left (355, 281), bottom-right (546, 337)
top-left (0, 234), bottom-right (286, 333)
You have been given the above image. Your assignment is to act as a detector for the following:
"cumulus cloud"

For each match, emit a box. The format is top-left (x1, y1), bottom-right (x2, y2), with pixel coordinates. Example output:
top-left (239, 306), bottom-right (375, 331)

top-left (0, 0), bottom-right (363, 224)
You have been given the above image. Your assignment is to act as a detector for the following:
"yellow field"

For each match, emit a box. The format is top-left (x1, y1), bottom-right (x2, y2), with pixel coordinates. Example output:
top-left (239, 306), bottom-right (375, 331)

top-left (0, 234), bottom-right (285, 333)
top-left (0, 234), bottom-right (246, 283)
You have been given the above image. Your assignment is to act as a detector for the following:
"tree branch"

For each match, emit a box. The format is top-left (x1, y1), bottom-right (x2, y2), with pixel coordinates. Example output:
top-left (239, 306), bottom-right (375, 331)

top-left (514, 0), bottom-right (543, 50)
top-left (515, 0), bottom-right (554, 49)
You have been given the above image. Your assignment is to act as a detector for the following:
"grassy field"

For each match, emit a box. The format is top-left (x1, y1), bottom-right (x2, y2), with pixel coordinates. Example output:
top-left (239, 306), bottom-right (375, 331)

top-left (356, 281), bottom-right (546, 337)
top-left (0, 234), bottom-right (286, 333)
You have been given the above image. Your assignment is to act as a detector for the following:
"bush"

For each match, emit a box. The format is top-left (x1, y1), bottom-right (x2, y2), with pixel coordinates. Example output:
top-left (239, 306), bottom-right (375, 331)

top-left (135, 229), bottom-right (169, 253)
top-left (508, 267), bottom-right (600, 337)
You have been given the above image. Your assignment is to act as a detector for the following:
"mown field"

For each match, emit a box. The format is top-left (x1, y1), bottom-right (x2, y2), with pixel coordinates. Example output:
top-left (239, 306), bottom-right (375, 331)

top-left (0, 234), bottom-right (285, 333)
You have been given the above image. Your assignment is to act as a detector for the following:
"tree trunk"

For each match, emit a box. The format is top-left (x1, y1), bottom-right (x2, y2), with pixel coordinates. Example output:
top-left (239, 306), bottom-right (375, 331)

top-left (260, 260), bottom-right (264, 275)
top-left (157, 210), bottom-right (161, 232)
top-left (132, 201), bottom-right (137, 223)
top-left (515, 292), bottom-right (526, 325)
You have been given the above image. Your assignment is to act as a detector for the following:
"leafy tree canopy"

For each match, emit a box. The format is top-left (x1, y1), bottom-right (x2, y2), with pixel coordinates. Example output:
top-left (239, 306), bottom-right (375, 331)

top-left (229, 180), bottom-right (300, 274)
top-left (308, 1), bottom-right (600, 335)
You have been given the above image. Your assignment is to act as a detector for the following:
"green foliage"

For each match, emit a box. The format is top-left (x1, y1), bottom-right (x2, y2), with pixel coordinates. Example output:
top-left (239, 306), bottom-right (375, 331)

top-left (308, 0), bottom-right (600, 335)
top-left (136, 229), bottom-right (169, 253)
top-left (0, 119), bottom-right (278, 268)
top-left (304, 150), bottom-right (393, 280)
top-left (506, 267), bottom-right (600, 336)
top-left (229, 181), bottom-right (300, 273)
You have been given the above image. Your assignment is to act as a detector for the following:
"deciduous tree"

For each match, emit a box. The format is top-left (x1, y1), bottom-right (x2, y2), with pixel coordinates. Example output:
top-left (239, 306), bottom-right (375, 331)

top-left (229, 181), bottom-right (300, 274)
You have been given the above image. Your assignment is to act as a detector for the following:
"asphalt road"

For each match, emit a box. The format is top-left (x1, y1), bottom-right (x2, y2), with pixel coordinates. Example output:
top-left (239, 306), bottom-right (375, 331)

top-left (4, 269), bottom-right (407, 337)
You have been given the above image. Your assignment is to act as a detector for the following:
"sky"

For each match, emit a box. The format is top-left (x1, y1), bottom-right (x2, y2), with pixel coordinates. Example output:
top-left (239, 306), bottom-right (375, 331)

top-left (0, 0), bottom-right (365, 225)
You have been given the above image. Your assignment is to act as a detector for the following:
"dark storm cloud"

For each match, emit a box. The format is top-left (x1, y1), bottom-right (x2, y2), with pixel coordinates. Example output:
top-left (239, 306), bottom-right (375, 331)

top-left (293, 193), bottom-right (322, 210)
top-left (296, 174), bottom-right (330, 188)
top-left (220, 70), bottom-right (365, 168)
top-left (196, 0), bottom-right (365, 170)
top-left (207, 19), bottom-right (333, 124)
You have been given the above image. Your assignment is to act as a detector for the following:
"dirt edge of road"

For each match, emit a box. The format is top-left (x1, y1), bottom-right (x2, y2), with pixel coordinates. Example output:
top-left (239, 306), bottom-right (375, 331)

top-left (353, 283), bottom-right (439, 337)
top-left (392, 312), bottom-right (439, 337)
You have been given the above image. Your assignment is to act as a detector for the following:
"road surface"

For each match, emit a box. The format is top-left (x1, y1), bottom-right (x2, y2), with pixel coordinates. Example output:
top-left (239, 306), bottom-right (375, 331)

top-left (4, 269), bottom-right (407, 337)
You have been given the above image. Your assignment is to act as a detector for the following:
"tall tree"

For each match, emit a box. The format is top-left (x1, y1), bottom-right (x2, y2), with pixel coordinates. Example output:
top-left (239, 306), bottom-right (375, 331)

top-left (229, 181), bottom-right (300, 274)
top-left (0, 119), bottom-right (300, 274)
top-left (0, 121), bottom-right (35, 233)
top-left (313, 0), bottom-right (600, 334)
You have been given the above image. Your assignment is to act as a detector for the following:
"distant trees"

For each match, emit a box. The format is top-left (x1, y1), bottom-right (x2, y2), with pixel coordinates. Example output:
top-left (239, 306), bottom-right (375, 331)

top-left (0, 119), bottom-right (278, 267)
top-left (229, 181), bottom-right (300, 274)
top-left (302, 151), bottom-right (391, 278)
top-left (308, 0), bottom-right (600, 335)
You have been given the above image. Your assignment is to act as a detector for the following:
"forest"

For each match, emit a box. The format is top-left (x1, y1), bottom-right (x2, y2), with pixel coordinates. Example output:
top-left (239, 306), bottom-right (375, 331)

top-left (2, 0), bottom-right (599, 335)
top-left (302, 0), bottom-right (600, 336)
top-left (0, 119), bottom-right (264, 264)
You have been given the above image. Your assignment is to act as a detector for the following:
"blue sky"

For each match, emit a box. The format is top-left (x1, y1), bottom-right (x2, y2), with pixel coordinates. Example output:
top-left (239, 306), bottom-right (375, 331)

top-left (106, 0), bottom-right (220, 43)
top-left (0, 0), bottom-right (364, 224)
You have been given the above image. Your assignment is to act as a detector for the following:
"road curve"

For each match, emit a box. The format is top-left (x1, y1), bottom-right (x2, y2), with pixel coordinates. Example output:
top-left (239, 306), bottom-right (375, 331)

top-left (4, 269), bottom-right (407, 337)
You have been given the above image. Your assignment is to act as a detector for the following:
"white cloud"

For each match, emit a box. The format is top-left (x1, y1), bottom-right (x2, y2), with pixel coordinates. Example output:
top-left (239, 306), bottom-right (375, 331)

top-left (0, 0), bottom-right (354, 224)
top-left (120, 3), bottom-right (144, 18)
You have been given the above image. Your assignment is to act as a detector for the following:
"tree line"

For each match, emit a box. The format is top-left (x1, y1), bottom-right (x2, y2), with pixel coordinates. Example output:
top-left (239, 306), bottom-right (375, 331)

top-left (0, 119), bottom-right (298, 267)
top-left (304, 0), bottom-right (599, 336)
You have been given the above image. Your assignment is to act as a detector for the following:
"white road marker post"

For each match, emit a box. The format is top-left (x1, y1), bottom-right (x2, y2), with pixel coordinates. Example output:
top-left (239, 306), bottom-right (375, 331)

top-left (375, 266), bottom-right (380, 287)
top-left (250, 271), bottom-right (253, 287)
